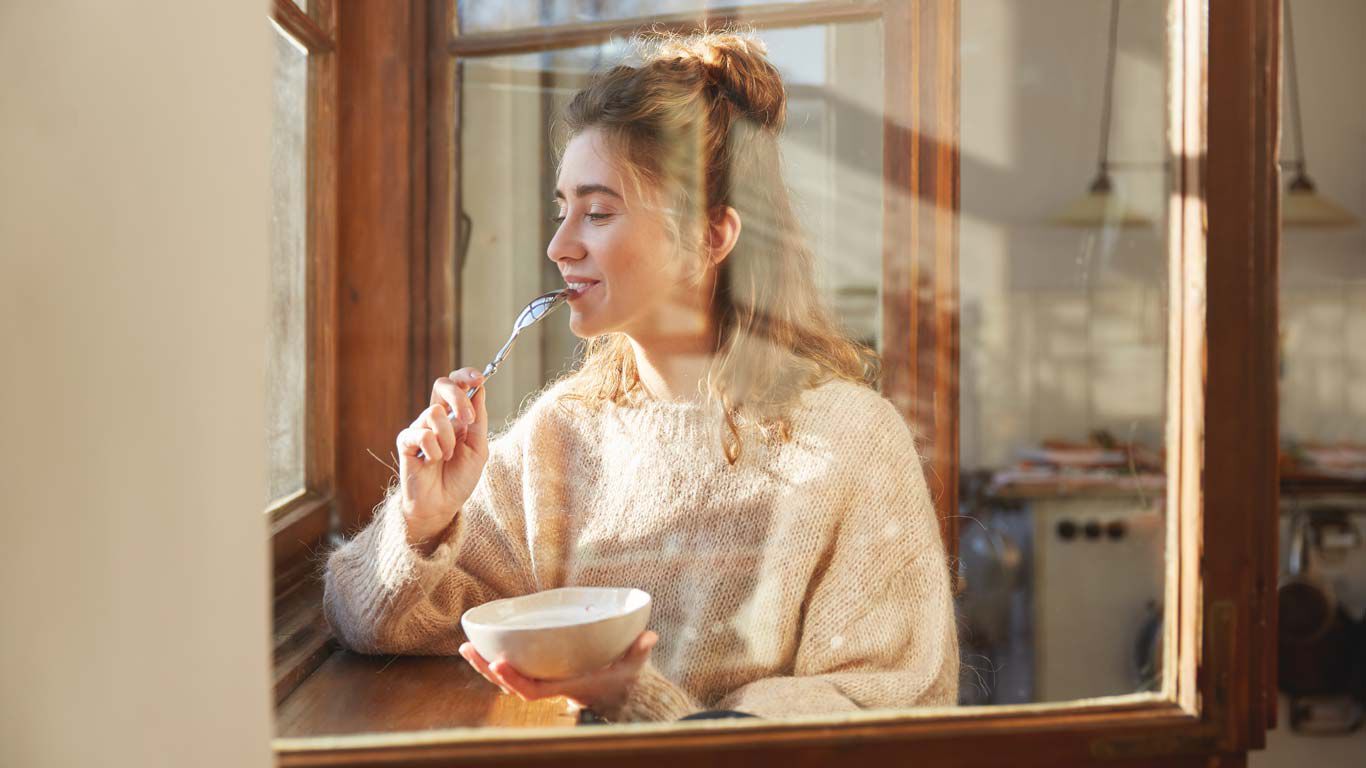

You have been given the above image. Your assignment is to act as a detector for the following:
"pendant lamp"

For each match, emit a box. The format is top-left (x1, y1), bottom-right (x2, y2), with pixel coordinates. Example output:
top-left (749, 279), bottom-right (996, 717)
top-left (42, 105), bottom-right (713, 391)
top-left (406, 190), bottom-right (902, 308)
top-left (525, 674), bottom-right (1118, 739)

top-left (1051, 0), bottom-right (1153, 228)
top-left (1282, 0), bottom-right (1357, 227)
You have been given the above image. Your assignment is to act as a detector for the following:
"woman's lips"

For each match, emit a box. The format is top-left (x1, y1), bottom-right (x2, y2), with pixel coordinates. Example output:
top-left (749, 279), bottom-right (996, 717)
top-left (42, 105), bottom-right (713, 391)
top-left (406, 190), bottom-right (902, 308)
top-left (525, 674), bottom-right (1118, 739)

top-left (566, 281), bottom-right (600, 300)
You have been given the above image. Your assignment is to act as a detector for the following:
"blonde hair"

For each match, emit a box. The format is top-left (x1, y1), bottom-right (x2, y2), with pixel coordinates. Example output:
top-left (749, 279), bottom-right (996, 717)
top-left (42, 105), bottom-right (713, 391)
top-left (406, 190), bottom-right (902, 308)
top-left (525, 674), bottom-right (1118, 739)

top-left (554, 28), bottom-right (880, 465)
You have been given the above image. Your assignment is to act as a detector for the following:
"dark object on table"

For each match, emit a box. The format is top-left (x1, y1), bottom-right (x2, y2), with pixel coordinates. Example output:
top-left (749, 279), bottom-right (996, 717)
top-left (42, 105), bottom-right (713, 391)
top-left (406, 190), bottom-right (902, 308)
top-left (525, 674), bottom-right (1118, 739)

top-left (1279, 512), bottom-right (1337, 643)
top-left (577, 708), bottom-right (760, 725)
top-left (678, 710), bottom-right (761, 721)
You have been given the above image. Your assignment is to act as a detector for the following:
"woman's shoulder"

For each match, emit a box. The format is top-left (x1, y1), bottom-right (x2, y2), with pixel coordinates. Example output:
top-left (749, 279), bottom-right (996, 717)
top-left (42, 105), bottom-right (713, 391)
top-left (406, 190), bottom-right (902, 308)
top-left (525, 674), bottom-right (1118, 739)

top-left (789, 377), bottom-right (920, 459)
top-left (795, 377), bottom-right (907, 429)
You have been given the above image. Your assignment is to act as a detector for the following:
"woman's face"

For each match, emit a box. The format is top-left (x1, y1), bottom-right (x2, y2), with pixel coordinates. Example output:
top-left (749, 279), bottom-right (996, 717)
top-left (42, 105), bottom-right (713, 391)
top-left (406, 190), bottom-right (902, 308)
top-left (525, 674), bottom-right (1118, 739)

top-left (548, 128), bottom-right (708, 342)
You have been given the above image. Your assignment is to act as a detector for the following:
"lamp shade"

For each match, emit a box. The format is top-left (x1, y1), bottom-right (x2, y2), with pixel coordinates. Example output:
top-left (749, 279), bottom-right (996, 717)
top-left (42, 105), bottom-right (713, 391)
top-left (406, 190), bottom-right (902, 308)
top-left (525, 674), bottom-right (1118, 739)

top-left (1283, 177), bottom-right (1358, 227)
top-left (1049, 176), bottom-right (1154, 228)
top-left (1047, 1), bottom-right (1154, 229)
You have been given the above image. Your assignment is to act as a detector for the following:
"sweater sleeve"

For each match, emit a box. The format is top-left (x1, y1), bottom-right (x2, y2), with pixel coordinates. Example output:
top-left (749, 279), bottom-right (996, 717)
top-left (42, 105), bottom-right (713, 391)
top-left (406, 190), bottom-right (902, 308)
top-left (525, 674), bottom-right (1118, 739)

top-left (712, 402), bottom-right (961, 719)
top-left (321, 433), bottom-right (539, 656)
top-left (593, 661), bottom-right (707, 723)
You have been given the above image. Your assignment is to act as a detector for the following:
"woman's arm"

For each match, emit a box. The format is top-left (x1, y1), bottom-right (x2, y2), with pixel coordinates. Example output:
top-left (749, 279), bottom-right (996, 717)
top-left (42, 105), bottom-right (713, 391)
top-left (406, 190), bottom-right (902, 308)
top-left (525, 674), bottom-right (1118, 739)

top-left (715, 401), bottom-right (960, 718)
top-left (713, 542), bottom-right (960, 717)
top-left (322, 436), bottom-right (538, 656)
top-left (591, 660), bottom-right (707, 723)
top-left (598, 400), bottom-right (959, 723)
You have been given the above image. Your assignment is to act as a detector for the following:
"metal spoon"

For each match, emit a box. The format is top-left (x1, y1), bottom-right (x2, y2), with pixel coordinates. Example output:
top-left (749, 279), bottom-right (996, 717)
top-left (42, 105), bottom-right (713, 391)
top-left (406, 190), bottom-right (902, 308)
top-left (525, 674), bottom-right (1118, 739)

top-left (417, 288), bottom-right (571, 459)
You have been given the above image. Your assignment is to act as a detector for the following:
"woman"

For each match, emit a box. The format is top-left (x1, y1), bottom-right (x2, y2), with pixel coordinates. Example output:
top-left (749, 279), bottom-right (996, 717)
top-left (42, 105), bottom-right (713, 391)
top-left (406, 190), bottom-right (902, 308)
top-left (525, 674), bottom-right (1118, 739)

top-left (323, 29), bottom-right (959, 724)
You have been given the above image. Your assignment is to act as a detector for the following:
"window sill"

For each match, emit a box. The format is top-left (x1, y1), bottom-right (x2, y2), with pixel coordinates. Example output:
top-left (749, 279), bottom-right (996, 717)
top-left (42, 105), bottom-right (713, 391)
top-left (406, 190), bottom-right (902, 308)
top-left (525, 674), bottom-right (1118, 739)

top-left (275, 649), bottom-right (577, 737)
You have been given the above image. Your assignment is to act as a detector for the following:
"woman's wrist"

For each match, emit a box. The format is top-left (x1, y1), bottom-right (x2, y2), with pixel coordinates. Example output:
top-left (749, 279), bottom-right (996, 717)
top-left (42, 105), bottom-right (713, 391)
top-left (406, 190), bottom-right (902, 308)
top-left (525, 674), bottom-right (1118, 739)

top-left (403, 513), bottom-right (456, 554)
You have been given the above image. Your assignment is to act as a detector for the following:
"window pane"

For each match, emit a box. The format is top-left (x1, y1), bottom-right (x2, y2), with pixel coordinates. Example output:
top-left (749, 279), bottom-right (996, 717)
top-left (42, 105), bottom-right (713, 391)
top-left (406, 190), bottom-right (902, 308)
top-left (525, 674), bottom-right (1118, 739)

top-left (291, 1), bottom-right (1190, 740)
top-left (456, 0), bottom-right (846, 34)
top-left (958, 0), bottom-right (1170, 704)
top-left (1276, 0), bottom-right (1365, 725)
top-left (1278, 0), bottom-right (1365, 450)
top-left (458, 21), bottom-right (881, 431)
top-left (267, 22), bottom-right (309, 505)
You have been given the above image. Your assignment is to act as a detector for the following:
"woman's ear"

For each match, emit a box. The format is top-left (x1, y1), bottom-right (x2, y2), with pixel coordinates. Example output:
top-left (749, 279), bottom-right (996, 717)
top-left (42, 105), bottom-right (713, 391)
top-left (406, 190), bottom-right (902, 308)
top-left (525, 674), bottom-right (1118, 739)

top-left (706, 206), bottom-right (742, 266)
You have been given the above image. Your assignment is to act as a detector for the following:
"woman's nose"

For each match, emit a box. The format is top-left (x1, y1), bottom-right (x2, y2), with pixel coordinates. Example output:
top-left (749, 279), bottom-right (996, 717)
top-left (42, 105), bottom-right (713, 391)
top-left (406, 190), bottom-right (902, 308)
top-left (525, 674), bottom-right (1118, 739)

top-left (546, 221), bottom-right (584, 265)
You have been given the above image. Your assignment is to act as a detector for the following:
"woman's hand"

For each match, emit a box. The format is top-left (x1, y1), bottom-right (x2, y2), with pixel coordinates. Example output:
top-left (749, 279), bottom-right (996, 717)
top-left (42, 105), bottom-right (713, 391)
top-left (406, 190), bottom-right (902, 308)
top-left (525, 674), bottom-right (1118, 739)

top-left (458, 631), bottom-right (660, 713)
top-left (396, 368), bottom-right (489, 547)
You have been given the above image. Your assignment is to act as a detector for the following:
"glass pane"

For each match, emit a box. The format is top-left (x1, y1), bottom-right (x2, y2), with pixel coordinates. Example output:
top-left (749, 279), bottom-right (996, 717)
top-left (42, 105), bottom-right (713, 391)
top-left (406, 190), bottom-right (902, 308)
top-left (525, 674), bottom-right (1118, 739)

top-left (459, 22), bottom-right (882, 432)
top-left (457, 0), bottom-right (845, 34)
top-left (958, 0), bottom-right (1170, 704)
top-left (267, 21), bottom-right (309, 505)
top-left (1276, 0), bottom-right (1365, 741)
top-left (290, 0), bottom-right (1185, 740)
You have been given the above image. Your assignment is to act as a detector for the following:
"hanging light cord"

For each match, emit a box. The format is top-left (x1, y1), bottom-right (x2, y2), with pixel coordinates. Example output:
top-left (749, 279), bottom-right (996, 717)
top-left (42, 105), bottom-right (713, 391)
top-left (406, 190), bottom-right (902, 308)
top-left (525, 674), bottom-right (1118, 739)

top-left (1095, 0), bottom-right (1121, 182)
top-left (1284, 0), bottom-right (1310, 181)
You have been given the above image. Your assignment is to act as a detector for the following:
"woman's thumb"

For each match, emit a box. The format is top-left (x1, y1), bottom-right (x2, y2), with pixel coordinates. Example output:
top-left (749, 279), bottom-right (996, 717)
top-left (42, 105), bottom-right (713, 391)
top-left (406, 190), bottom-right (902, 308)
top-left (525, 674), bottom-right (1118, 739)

top-left (637, 631), bottom-right (658, 655)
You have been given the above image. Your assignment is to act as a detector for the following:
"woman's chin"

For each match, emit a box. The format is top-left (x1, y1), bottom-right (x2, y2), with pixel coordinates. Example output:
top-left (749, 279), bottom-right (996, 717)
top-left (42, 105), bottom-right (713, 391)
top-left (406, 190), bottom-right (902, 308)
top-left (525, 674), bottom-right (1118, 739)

top-left (568, 313), bottom-right (602, 339)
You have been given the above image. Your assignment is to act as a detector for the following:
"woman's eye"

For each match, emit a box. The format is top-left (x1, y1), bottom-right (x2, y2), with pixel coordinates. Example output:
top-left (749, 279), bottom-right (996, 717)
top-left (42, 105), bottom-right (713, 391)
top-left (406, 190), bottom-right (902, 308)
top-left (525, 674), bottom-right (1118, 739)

top-left (552, 213), bottom-right (614, 225)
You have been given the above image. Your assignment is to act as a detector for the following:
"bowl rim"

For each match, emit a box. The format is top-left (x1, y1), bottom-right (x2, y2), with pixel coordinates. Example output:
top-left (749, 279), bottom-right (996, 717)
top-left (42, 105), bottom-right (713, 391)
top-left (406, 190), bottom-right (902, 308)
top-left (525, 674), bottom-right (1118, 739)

top-left (460, 586), bottom-right (652, 634)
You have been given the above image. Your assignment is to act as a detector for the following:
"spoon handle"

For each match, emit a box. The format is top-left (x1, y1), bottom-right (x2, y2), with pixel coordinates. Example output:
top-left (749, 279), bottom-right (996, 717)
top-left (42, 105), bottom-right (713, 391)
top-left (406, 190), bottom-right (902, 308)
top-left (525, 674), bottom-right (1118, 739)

top-left (461, 361), bottom-right (498, 403)
top-left (414, 289), bottom-right (568, 461)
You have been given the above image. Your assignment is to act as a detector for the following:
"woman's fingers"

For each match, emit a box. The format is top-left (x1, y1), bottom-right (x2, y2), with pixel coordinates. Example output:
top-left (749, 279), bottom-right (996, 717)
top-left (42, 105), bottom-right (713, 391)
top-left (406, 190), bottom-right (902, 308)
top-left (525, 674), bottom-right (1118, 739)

top-left (431, 369), bottom-right (482, 424)
top-left (458, 644), bottom-right (514, 696)
top-left (456, 643), bottom-right (557, 701)
top-left (420, 403), bottom-right (457, 460)
top-left (397, 426), bottom-right (442, 464)
top-left (490, 660), bottom-right (548, 701)
top-left (615, 630), bottom-right (658, 667)
top-left (429, 380), bottom-right (473, 435)
top-left (466, 380), bottom-right (489, 454)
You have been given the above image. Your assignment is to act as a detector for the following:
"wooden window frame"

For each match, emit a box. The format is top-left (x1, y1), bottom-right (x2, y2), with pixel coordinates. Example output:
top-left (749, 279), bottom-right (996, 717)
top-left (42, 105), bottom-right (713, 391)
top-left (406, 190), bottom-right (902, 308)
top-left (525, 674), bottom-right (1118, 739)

top-left (268, 0), bottom-right (340, 706)
top-left (280, 0), bottom-right (1280, 764)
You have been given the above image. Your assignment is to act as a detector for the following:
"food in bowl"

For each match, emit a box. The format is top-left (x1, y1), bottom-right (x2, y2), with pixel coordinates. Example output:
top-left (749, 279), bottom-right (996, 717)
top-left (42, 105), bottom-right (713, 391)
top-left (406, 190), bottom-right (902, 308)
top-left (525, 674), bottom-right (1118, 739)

top-left (460, 587), bottom-right (652, 680)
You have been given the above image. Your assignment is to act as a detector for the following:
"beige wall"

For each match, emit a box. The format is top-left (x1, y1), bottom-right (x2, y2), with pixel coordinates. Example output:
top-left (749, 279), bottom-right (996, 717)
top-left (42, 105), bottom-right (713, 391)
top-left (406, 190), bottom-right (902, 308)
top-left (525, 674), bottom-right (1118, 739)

top-left (1277, 0), bottom-right (1366, 445)
top-left (960, 0), bottom-right (1170, 470)
top-left (960, 0), bottom-right (1365, 468)
top-left (0, 3), bottom-right (272, 767)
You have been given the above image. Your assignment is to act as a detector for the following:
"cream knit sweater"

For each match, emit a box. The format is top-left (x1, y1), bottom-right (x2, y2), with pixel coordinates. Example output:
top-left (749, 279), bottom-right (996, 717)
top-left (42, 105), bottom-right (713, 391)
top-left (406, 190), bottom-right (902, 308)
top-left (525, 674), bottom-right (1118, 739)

top-left (323, 376), bottom-right (960, 722)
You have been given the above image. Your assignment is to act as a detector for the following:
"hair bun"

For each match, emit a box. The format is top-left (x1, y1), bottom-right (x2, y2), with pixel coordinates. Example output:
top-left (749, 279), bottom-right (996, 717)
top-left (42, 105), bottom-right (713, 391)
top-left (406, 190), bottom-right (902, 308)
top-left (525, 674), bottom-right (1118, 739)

top-left (642, 29), bottom-right (787, 131)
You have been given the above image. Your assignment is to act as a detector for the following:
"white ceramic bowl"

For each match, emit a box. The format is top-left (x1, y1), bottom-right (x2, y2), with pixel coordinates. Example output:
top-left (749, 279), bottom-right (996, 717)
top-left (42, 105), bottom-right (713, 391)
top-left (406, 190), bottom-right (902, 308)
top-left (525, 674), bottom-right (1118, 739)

top-left (460, 587), bottom-right (652, 680)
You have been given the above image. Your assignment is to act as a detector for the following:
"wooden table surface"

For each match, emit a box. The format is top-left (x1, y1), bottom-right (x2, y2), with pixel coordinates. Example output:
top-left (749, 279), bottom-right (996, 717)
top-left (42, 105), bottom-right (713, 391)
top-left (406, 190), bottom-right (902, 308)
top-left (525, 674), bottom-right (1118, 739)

top-left (275, 649), bottom-right (579, 738)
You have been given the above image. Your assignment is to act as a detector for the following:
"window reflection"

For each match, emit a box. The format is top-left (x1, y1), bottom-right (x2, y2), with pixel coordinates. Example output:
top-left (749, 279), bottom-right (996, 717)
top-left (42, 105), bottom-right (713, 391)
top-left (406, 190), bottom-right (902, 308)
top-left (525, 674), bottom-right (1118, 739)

top-left (1275, 0), bottom-right (1365, 734)
top-left (460, 21), bottom-right (884, 432)
top-left (267, 22), bottom-right (309, 505)
top-left (956, 0), bottom-right (1169, 704)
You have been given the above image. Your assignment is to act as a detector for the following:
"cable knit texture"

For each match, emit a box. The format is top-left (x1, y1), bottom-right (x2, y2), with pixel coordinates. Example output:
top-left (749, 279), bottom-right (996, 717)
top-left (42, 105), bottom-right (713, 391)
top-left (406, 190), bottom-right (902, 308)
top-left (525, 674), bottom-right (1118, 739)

top-left (323, 377), bottom-right (960, 722)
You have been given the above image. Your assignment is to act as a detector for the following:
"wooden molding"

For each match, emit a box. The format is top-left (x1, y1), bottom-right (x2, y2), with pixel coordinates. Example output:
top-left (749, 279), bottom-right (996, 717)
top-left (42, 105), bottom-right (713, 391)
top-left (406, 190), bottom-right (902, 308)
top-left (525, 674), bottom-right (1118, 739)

top-left (270, 0), bottom-right (342, 708)
top-left (270, 0), bottom-right (339, 589)
top-left (271, 492), bottom-right (334, 587)
top-left (273, 558), bottom-right (335, 705)
top-left (1204, 0), bottom-right (1282, 748)
top-left (882, 0), bottom-right (960, 565)
top-left (421, 0), bottom-right (460, 391)
top-left (272, 0), bottom-right (335, 53)
top-left (447, 0), bottom-right (882, 58)
top-left (336, 0), bottom-right (418, 535)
